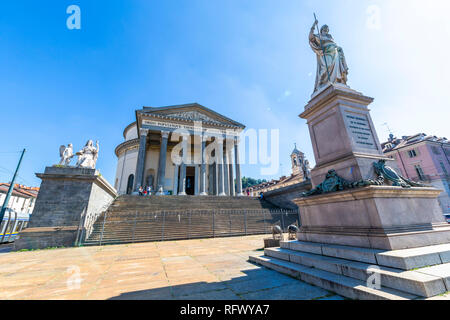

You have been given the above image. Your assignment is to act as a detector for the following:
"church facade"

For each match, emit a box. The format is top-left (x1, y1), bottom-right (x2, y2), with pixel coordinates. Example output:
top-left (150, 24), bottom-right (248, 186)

top-left (114, 103), bottom-right (246, 196)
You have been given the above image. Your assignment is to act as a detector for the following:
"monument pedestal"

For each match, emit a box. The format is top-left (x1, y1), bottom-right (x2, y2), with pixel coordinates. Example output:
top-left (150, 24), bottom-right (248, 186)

top-left (14, 166), bottom-right (117, 250)
top-left (296, 83), bottom-right (449, 250)
top-left (300, 83), bottom-right (394, 186)
top-left (294, 186), bottom-right (450, 250)
top-left (250, 83), bottom-right (450, 300)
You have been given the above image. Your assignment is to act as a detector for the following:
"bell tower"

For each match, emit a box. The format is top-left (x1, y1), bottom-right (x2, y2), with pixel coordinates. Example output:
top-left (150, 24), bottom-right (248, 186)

top-left (291, 143), bottom-right (304, 177)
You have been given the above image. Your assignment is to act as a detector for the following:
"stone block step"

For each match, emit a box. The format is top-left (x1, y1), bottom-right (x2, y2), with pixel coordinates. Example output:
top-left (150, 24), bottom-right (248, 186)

top-left (281, 240), bottom-right (450, 270)
top-left (249, 255), bottom-right (418, 300)
top-left (264, 247), bottom-right (447, 297)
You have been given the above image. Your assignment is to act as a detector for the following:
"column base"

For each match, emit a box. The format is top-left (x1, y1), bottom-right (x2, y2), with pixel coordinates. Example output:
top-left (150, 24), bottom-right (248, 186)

top-left (178, 192), bottom-right (187, 196)
top-left (237, 193), bottom-right (244, 197)
top-left (156, 186), bottom-right (164, 195)
top-left (199, 192), bottom-right (208, 196)
top-left (219, 192), bottom-right (227, 196)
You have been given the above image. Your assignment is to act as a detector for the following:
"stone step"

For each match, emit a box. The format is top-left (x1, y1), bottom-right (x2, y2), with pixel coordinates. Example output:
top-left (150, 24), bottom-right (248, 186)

top-left (249, 255), bottom-right (418, 300)
top-left (281, 240), bottom-right (450, 270)
top-left (264, 248), bottom-right (447, 297)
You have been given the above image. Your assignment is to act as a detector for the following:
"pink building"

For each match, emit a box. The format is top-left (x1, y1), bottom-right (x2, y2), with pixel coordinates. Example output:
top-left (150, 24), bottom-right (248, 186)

top-left (382, 133), bottom-right (450, 215)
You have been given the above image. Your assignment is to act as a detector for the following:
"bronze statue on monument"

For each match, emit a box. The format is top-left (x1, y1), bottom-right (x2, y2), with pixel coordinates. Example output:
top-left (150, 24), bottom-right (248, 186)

top-left (309, 14), bottom-right (349, 93)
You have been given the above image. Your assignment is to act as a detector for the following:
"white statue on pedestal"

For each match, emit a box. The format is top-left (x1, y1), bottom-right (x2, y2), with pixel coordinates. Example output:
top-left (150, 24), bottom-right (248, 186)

top-left (59, 144), bottom-right (74, 166)
top-left (76, 140), bottom-right (99, 169)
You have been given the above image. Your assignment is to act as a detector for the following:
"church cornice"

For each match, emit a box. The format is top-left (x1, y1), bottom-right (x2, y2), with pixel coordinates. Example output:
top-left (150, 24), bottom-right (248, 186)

top-left (139, 112), bottom-right (242, 129)
top-left (134, 103), bottom-right (245, 138)
top-left (115, 138), bottom-right (139, 157)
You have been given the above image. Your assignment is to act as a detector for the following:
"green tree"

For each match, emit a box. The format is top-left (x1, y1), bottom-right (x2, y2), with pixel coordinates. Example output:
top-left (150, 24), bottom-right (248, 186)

top-left (241, 177), bottom-right (267, 189)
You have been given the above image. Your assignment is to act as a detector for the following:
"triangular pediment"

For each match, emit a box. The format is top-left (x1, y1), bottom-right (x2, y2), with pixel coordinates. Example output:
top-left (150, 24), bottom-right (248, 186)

top-left (140, 103), bottom-right (245, 128)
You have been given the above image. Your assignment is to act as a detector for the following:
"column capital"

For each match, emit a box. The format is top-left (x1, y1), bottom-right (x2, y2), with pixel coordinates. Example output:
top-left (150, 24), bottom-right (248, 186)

top-left (216, 135), bottom-right (225, 144)
top-left (161, 130), bottom-right (170, 139)
top-left (202, 134), bottom-right (210, 142)
top-left (140, 128), bottom-right (149, 136)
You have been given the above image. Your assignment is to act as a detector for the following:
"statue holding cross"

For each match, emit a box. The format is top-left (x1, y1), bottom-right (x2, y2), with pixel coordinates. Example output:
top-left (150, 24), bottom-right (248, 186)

top-left (309, 15), bottom-right (349, 93)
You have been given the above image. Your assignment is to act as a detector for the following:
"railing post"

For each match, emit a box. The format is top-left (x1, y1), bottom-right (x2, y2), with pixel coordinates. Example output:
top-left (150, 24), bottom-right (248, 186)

top-left (263, 210), bottom-right (267, 234)
top-left (188, 210), bottom-right (191, 239)
top-left (99, 210), bottom-right (108, 246)
top-left (74, 206), bottom-right (86, 247)
top-left (244, 210), bottom-right (247, 236)
top-left (161, 211), bottom-right (166, 242)
top-left (132, 211), bottom-right (138, 243)
top-left (212, 210), bottom-right (215, 238)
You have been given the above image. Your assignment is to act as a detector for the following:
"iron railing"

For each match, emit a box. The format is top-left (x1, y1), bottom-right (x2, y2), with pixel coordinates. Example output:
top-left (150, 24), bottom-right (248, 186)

top-left (83, 209), bottom-right (299, 246)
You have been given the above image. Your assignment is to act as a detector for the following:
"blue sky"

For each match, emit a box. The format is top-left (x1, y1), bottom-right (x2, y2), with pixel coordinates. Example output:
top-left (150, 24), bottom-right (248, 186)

top-left (1, 0), bottom-right (449, 187)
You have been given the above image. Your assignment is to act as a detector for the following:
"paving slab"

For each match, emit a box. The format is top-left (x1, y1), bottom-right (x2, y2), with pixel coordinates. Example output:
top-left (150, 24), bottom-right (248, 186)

top-left (0, 235), bottom-right (341, 300)
top-left (240, 282), bottom-right (330, 300)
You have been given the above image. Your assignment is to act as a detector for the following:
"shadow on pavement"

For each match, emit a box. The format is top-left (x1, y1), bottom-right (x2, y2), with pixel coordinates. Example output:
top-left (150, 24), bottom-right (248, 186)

top-left (109, 265), bottom-right (339, 300)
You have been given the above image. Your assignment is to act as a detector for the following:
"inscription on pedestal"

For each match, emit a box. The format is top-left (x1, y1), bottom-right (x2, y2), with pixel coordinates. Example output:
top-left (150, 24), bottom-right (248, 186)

top-left (344, 112), bottom-right (377, 150)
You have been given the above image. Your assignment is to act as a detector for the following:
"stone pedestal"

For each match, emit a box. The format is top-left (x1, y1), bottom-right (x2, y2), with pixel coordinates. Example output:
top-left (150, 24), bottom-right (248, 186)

top-left (250, 72), bottom-right (450, 300)
top-left (293, 186), bottom-right (450, 250)
top-left (300, 83), bottom-right (393, 187)
top-left (296, 83), bottom-right (450, 250)
top-left (14, 166), bottom-right (117, 250)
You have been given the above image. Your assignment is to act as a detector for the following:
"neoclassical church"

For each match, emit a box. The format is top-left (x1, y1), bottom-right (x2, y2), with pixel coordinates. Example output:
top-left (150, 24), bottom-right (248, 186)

top-left (114, 103), bottom-right (246, 196)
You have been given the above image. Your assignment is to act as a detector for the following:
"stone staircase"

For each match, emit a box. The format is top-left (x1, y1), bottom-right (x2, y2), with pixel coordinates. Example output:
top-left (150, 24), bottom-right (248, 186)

top-left (250, 240), bottom-right (450, 300)
top-left (83, 195), bottom-right (296, 246)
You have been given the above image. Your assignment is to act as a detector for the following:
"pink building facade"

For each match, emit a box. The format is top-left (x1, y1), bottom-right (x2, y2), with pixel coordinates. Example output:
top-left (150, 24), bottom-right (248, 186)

top-left (382, 133), bottom-right (450, 215)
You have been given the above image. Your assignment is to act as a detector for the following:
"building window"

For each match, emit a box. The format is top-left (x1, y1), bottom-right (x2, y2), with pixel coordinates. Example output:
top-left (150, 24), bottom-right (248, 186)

top-left (414, 165), bottom-right (425, 180)
top-left (440, 162), bottom-right (448, 175)
top-left (408, 149), bottom-right (417, 158)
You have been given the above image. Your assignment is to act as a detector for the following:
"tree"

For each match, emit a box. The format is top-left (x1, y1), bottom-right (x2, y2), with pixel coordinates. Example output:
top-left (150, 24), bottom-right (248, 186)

top-left (241, 177), bottom-right (267, 189)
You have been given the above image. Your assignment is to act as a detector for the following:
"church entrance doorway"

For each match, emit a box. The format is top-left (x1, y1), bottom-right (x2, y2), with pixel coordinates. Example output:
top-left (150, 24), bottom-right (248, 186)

top-left (185, 167), bottom-right (195, 195)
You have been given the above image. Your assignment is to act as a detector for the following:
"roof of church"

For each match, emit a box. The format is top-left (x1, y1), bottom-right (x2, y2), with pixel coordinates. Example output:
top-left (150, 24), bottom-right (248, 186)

top-left (136, 103), bottom-right (245, 129)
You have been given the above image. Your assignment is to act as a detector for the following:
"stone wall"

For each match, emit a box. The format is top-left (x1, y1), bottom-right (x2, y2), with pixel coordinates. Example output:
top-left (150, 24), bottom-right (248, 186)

top-left (263, 180), bottom-right (312, 210)
top-left (14, 166), bottom-right (117, 250)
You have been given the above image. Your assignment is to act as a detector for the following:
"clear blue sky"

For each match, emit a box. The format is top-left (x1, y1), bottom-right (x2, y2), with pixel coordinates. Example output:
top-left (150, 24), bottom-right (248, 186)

top-left (1, 0), bottom-right (449, 187)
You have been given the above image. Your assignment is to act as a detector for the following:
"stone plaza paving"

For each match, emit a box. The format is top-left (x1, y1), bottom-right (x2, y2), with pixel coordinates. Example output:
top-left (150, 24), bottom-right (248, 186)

top-left (0, 235), bottom-right (343, 300)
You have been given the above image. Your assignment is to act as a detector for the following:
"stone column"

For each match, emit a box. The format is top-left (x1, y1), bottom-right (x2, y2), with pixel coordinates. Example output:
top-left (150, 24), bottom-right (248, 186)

top-left (156, 130), bottom-right (170, 195)
top-left (217, 136), bottom-right (226, 196)
top-left (234, 137), bottom-right (243, 196)
top-left (227, 142), bottom-right (235, 196)
top-left (194, 165), bottom-right (199, 195)
top-left (134, 128), bottom-right (149, 191)
top-left (229, 153), bottom-right (235, 196)
top-left (223, 145), bottom-right (230, 195)
top-left (199, 135), bottom-right (208, 196)
top-left (172, 165), bottom-right (179, 195)
top-left (178, 135), bottom-right (188, 196)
